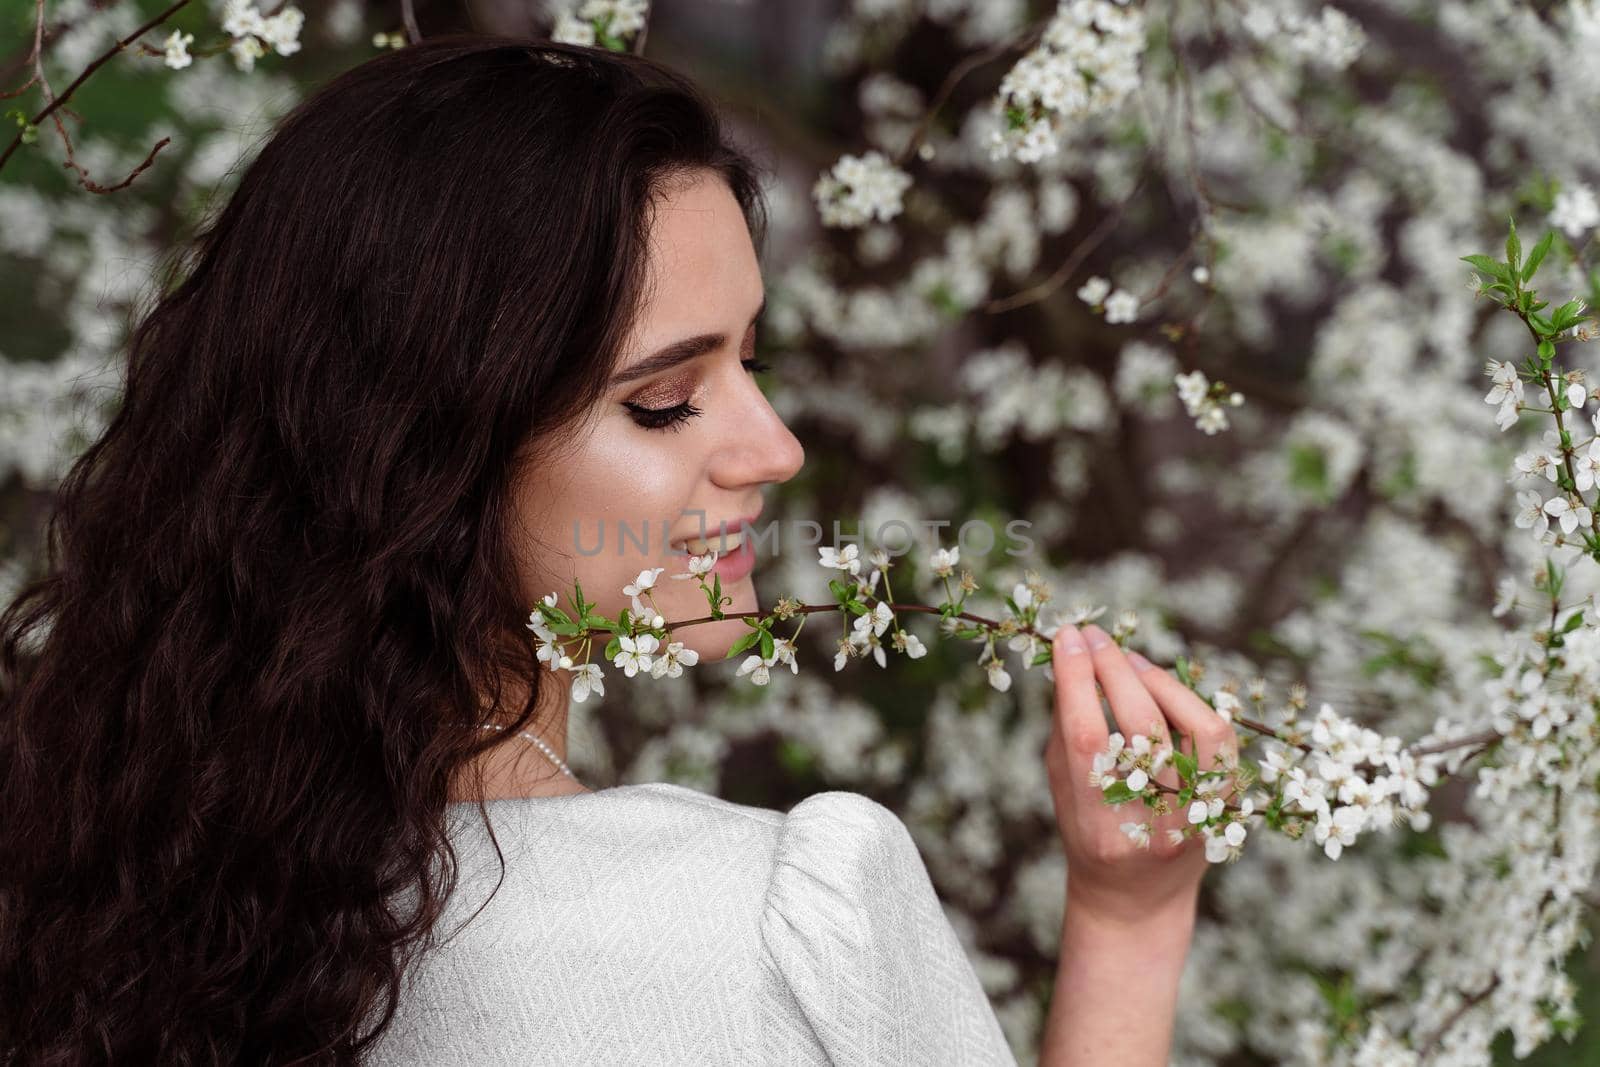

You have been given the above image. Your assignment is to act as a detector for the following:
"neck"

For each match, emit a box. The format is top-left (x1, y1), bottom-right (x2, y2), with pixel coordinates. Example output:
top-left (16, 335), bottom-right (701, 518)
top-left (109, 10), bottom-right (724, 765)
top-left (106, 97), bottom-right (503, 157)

top-left (448, 670), bottom-right (585, 802)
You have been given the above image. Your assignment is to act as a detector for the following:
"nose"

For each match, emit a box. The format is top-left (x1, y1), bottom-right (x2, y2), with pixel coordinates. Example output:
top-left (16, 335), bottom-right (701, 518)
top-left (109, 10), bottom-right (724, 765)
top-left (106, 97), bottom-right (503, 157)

top-left (709, 373), bottom-right (805, 490)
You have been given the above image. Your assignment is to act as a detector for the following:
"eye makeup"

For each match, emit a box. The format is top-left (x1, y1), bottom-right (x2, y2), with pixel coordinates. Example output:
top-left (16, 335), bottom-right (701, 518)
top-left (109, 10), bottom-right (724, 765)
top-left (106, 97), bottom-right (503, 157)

top-left (622, 355), bottom-right (773, 433)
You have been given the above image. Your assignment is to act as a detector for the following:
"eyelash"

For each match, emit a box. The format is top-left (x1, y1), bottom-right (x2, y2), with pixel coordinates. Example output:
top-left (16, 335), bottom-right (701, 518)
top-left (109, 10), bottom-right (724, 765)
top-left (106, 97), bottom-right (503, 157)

top-left (625, 357), bottom-right (773, 432)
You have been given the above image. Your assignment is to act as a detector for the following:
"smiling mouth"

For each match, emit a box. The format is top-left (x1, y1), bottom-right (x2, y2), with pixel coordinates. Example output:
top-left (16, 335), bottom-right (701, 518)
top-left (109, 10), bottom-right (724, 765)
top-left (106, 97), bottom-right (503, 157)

top-left (672, 530), bottom-right (746, 555)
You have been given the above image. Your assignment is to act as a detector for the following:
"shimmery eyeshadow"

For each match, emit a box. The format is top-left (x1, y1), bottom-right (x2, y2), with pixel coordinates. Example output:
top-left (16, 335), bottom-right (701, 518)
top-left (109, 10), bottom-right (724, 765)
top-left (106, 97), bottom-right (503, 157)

top-left (628, 372), bottom-right (697, 407)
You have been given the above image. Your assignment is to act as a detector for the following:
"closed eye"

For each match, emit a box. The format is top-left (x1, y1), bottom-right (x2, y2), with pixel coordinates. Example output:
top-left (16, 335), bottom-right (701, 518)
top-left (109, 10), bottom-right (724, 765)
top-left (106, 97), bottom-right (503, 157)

top-left (624, 356), bottom-right (772, 432)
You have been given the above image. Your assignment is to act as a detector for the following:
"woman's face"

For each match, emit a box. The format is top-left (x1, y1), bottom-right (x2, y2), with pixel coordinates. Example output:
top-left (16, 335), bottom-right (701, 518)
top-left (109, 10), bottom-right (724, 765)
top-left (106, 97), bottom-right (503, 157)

top-left (510, 168), bottom-right (805, 664)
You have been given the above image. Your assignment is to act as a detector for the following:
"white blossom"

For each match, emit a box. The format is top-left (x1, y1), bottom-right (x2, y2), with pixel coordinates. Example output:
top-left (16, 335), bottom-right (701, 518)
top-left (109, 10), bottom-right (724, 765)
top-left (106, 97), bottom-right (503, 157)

top-left (567, 662), bottom-right (605, 704)
top-left (612, 633), bottom-right (658, 677)
top-left (813, 151), bottom-right (914, 228)
top-left (1077, 275), bottom-right (1112, 305)
top-left (819, 543), bottom-right (863, 575)
top-left (736, 653), bottom-right (775, 686)
top-left (670, 551), bottom-right (719, 580)
top-left (1103, 288), bottom-right (1139, 324)
top-left (1550, 181), bottom-right (1600, 239)
top-left (163, 29), bottom-right (195, 70)
top-left (623, 567), bottom-right (665, 597)
top-left (649, 640), bottom-right (699, 679)
top-left (988, 0), bottom-right (1146, 163)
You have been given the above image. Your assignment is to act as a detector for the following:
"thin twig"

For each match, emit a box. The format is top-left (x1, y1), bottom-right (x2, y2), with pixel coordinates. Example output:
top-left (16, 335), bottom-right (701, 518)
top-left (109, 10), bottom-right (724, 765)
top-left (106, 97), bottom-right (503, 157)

top-left (1416, 977), bottom-right (1499, 1060)
top-left (983, 154), bottom-right (1155, 315)
top-left (0, 0), bottom-right (46, 101)
top-left (631, 5), bottom-right (650, 55)
top-left (0, 0), bottom-right (190, 178)
top-left (891, 21), bottom-right (1046, 170)
top-left (569, 592), bottom-right (1507, 766)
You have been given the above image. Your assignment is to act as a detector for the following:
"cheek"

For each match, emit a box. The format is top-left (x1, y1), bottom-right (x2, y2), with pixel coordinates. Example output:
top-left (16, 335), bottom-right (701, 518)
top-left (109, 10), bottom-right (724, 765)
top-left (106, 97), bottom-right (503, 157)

top-left (515, 417), bottom-right (757, 662)
top-left (524, 420), bottom-right (700, 613)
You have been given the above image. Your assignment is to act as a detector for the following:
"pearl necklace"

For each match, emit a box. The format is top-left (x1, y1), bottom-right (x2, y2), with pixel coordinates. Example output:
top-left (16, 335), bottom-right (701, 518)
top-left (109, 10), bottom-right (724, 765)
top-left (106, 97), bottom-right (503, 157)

top-left (477, 723), bottom-right (578, 780)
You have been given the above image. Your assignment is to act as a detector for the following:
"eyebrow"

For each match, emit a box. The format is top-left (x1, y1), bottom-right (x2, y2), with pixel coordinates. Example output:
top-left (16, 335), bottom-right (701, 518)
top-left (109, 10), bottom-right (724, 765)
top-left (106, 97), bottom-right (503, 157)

top-left (609, 295), bottom-right (767, 387)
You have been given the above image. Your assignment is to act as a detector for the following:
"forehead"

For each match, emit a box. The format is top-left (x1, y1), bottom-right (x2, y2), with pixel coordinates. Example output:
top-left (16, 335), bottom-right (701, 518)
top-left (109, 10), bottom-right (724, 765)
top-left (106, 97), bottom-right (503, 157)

top-left (631, 171), bottom-right (762, 340)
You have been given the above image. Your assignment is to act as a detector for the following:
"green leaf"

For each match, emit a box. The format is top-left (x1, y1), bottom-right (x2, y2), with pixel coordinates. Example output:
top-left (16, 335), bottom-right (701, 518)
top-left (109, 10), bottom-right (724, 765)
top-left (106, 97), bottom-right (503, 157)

top-left (1539, 338), bottom-right (1556, 362)
top-left (1173, 750), bottom-right (1198, 780)
top-left (1562, 610), bottom-right (1585, 634)
top-left (548, 621), bottom-right (581, 637)
top-left (1507, 217), bottom-right (1522, 272)
top-left (572, 578), bottom-right (587, 614)
top-left (1522, 230), bottom-right (1555, 283)
top-left (1553, 298), bottom-right (1588, 331)
top-left (776, 738), bottom-right (816, 776)
top-left (1031, 649), bottom-right (1053, 666)
top-left (725, 631), bottom-right (761, 659)
top-left (759, 629), bottom-right (775, 660)
top-left (603, 637), bottom-right (621, 660)
top-left (1100, 781), bottom-right (1139, 805)
top-left (1461, 254), bottom-right (1508, 281)
top-left (1314, 972), bottom-right (1362, 1031)
top-left (1531, 312), bottom-right (1556, 337)
top-left (1547, 560), bottom-right (1565, 600)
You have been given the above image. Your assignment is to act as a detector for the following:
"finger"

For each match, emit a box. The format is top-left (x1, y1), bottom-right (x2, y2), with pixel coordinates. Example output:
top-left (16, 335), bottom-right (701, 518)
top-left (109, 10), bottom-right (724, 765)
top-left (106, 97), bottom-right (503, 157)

top-left (1126, 649), bottom-right (1238, 784)
top-left (1052, 625), bottom-right (1108, 791)
top-left (1081, 624), bottom-right (1169, 747)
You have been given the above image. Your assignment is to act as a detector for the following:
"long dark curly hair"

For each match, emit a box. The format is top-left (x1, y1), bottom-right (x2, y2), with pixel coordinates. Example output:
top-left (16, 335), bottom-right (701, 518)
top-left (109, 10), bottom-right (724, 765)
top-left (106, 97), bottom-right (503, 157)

top-left (0, 33), bottom-right (766, 1064)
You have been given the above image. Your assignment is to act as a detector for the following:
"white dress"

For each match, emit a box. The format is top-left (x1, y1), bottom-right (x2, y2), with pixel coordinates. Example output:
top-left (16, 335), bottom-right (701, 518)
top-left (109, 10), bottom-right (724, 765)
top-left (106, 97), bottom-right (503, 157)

top-left (367, 782), bottom-right (1019, 1065)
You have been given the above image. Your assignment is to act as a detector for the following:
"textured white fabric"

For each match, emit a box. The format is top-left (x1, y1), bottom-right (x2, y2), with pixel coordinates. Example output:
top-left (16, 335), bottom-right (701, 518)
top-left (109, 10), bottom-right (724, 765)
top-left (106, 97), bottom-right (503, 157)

top-left (367, 782), bottom-right (1017, 1066)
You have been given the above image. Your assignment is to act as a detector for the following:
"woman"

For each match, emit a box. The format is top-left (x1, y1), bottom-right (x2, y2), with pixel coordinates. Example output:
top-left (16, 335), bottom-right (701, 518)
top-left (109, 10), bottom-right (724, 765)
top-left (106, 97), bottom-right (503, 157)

top-left (0, 34), bottom-right (1232, 1065)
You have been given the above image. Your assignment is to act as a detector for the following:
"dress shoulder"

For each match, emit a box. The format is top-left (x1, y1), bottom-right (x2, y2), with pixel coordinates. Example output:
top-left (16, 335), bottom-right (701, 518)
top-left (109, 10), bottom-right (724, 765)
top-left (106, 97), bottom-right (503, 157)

top-left (758, 791), bottom-right (1018, 1066)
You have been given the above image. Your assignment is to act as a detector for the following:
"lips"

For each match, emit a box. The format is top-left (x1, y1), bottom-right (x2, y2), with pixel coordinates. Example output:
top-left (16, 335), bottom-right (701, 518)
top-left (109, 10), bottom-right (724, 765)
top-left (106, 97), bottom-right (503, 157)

top-left (670, 510), bottom-right (761, 555)
top-left (675, 529), bottom-right (746, 555)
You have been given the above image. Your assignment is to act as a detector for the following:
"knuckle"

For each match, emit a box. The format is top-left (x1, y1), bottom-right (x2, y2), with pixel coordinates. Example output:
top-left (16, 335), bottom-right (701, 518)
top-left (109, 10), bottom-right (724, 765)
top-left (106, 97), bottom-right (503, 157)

top-left (1068, 726), bottom-right (1103, 757)
top-left (1088, 832), bottom-right (1126, 866)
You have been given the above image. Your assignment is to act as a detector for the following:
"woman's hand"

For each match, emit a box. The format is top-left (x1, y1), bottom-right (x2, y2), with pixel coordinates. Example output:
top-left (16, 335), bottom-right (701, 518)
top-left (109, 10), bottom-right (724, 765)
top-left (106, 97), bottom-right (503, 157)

top-left (1043, 622), bottom-right (1239, 925)
top-left (1037, 622), bottom-right (1239, 1066)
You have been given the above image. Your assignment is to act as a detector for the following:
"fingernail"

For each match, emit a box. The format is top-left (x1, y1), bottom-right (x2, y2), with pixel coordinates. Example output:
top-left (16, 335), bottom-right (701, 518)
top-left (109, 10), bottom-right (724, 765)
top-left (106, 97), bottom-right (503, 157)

top-left (1081, 624), bottom-right (1110, 649)
top-left (1127, 650), bottom-right (1154, 671)
top-left (1055, 626), bottom-right (1087, 654)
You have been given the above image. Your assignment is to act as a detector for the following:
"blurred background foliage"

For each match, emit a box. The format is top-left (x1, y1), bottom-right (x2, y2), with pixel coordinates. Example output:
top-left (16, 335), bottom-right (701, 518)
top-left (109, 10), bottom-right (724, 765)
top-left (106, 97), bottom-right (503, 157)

top-left (7, 1), bottom-right (1600, 1063)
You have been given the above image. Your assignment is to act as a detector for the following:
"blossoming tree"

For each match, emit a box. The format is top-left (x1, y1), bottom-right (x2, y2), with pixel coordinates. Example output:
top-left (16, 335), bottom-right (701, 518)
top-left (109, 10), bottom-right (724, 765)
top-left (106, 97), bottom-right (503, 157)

top-left (6, 0), bottom-right (1600, 1063)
